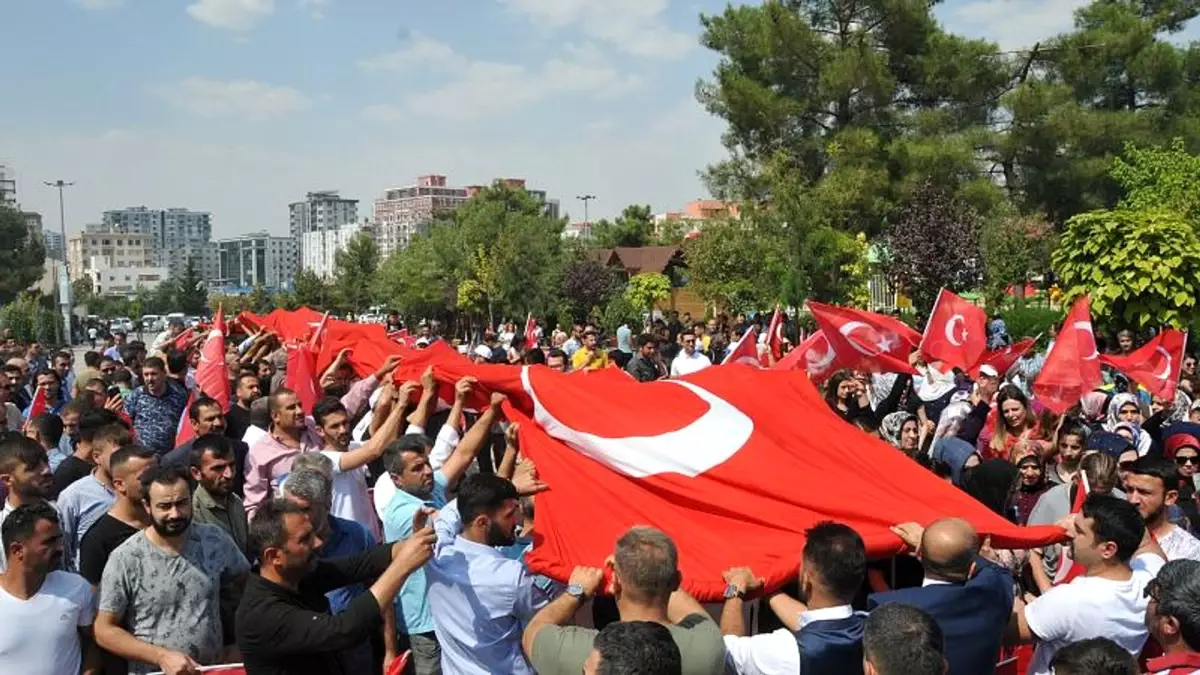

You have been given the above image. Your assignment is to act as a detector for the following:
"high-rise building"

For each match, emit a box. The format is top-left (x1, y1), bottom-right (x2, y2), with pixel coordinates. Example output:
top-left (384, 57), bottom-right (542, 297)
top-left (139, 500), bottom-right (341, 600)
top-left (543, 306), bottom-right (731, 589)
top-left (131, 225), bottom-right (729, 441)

top-left (0, 165), bottom-right (16, 206)
top-left (217, 232), bottom-right (298, 291)
top-left (67, 230), bottom-right (155, 282)
top-left (301, 220), bottom-right (366, 278)
top-left (101, 206), bottom-right (218, 280)
top-left (289, 191), bottom-right (359, 265)
top-left (373, 175), bottom-right (558, 257)
top-left (42, 230), bottom-right (65, 260)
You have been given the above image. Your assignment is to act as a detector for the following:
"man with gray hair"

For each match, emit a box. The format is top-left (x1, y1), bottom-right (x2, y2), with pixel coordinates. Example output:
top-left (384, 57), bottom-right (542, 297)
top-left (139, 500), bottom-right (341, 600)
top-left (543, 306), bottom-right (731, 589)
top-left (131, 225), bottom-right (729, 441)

top-left (281, 464), bottom-right (397, 673)
top-left (522, 526), bottom-right (724, 675)
top-left (1146, 559), bottom-right (1200, 674)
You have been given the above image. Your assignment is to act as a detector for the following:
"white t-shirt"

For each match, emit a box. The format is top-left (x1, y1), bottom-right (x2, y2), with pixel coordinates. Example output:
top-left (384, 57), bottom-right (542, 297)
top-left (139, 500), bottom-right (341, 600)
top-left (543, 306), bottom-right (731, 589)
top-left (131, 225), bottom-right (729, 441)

top-left (1160, 525), bottom-right (1200, 562)
top-left (0, 570), bottom-right (96, 675)
top-left (321, 444), bottom-right (379, 539)
top-left (1024, 554), bottom-right (1164, 675)
top-left (670, 351), bottom-right (712, 377)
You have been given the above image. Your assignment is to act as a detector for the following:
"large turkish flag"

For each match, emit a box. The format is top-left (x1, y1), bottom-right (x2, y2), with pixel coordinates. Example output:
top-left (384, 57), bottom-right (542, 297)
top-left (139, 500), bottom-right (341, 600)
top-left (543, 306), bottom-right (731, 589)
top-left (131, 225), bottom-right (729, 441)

top-left (808, 302), bottom-right (921, 375)
top-left (1101, 328), bottom-right (1189, 399)
top-left (1034, 296), bottom-right (1103, 414)
top-left (430, 361), bottom-right (1066, 600)
top-left (921, 289), bottom-right (987, 371)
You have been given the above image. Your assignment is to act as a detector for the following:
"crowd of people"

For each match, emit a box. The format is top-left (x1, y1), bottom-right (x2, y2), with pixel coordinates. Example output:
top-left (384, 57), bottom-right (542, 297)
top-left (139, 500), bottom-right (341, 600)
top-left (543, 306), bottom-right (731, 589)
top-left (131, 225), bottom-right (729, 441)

top-left (1, 310), bottom-right (1200, 675)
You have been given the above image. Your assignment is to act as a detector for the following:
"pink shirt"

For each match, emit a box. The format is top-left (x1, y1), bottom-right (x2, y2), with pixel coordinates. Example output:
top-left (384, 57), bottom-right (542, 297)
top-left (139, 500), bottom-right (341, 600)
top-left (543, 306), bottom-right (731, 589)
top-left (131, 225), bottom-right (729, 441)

top-left (243, 375), bottom-right (377, 517)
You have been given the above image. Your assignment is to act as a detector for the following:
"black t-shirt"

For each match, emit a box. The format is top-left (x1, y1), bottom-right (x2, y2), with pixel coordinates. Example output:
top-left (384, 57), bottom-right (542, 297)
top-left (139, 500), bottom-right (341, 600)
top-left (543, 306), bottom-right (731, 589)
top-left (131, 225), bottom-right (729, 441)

top-left (51, 456), bottom-right (93, 499)
top-left (78, 513), bottom-right (140, 585)
top-left (226, 404), bottom-right (252, 444)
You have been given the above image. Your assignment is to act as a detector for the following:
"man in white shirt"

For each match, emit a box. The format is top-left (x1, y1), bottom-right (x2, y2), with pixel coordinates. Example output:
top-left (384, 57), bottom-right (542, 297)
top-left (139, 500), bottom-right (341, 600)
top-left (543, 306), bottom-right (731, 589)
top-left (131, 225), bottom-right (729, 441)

top-left (1145, 559), bottom-right (1200, 674)
top-left (670, 332), bottom-right (712, 378)
top-left (1006, 494), bottom-right (1166, 675)
top-left (0, 502), bottom-right (98, 675)
top-left (0, 435), bottom-right (54, 571)
top-left (1126, 455), bottom-right (1200, 561)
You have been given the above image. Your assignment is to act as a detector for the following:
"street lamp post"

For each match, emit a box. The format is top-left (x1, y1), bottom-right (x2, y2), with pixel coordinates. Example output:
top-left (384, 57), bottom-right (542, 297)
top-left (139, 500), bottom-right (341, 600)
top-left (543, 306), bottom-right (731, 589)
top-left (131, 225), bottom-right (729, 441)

top-left (44, 180), bottom-right (74, 346)
top-left (576, 194), bottom-right (596, 238)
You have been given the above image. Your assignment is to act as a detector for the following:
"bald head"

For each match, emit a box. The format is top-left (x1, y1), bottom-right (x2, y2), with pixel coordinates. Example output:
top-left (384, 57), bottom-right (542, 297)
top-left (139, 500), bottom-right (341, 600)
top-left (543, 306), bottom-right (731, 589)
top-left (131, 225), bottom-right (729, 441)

top-left (920, 518), bottom-right (979, 583)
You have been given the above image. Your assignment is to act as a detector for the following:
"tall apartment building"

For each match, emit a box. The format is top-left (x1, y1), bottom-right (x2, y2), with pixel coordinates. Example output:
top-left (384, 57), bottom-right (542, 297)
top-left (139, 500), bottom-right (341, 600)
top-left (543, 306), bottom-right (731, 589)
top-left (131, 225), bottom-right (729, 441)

top-left (101, 206), bottom-right (218, 280)
top-left (0, 165), bottom-right (16, 206)
top-left (289, 191), bottom-right (358, 265)
top-left (67, 230), bottom-right (155, 282)
top-left (217, 232), bottom-right (297, 290)
top-left (301, 220), bottom-right (366, 278)
top-left (43, 230), bottom-right (65, 260)
top-left (373, 175), bottom-right (559, 257)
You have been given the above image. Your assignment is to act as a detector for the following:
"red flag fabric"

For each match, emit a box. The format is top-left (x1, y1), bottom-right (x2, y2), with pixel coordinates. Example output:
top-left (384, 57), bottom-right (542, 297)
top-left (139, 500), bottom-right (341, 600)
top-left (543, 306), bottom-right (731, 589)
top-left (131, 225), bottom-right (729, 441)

top-left (1034, 296), bottom-right (1103, 414)
top-left (808, 302), bottom-right (920, 375)
top-left (193, 307), bottom-right (230, 410)
top-left (172, 327), bottom-right (196, 351)
top-left (766, 307), bottom-right (785, 360)
top-left (1100, 329), bottom-right (1188, 399)
top-left (524, 314), bottom-right (539, 348)
top-left (920, 289), bottom-right (987, 371)
top-left (258, 306), bottom-right (324, 342)
top-left (773, 330), bottom-right (843, 384)
top-left (174, 390), bottom-right (198, 448)
top-left (27, 385), bottom-right (47, 420)
top-left (969, 338), bottom-right (1037, 379)
top-left (285, 346), bottom-right (321, 414)
top-left (428, 361), bottom-right (1066, 600)
top-left (721, 327), bottom-right (761, 367)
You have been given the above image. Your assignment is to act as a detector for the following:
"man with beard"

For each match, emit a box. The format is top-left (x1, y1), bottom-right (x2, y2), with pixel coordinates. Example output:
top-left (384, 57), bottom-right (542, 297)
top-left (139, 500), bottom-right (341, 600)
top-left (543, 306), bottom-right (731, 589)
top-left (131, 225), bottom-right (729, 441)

top-left (225, 373), bottom-right (261, 442)
top-left (0, 435), bottom-right (54, 572)
top-left (0, 503), bottom-right (99, 675)
top-left (380, 389), bottom-right (506, 675)
top-left (164, 398), bottom-right (249, 498)
top-left (1125, 456), bottom-right (1200, 561)
top-left (425, 472), bottom-right (551, 674)
top-left (235, 497), bottom-right (436, 675)
top-left (95, 464), bottom-right (250, 675)
top-left (188, 434), bottom-right (248, 557)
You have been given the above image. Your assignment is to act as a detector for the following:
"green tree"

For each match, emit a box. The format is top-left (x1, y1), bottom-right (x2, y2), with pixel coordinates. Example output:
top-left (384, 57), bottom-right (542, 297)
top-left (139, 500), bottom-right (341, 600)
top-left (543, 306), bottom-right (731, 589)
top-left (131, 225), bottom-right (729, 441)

top-left (72, 278), bottom-right (96, 310)
top-left (590, 205), bottom-right (655, 248)
top-left (0, 206), bottom-right (47, 305)
top-left (560, 257), bottom-right (618, 321)
top-left (293, 268), bottom-right (330, 310)
top-left (1053, 208), bottom-right (1200, 328)
top-left (172, 257), bottom-right (208, 315)
top-left (247, 285), bottom-right (272, 314)
top-left (374, 225), bottom-right (461, 319)
top-left (624, 273), bottom-right (672, 314)
top-left (980, 214), bottom-right (1055, 309)
top-left (682, 219), bottom-right (784, 312)
top-left (1111, 138), bottom-right (1200, 226)
top-left (333, 232), bottom-right (380, 314)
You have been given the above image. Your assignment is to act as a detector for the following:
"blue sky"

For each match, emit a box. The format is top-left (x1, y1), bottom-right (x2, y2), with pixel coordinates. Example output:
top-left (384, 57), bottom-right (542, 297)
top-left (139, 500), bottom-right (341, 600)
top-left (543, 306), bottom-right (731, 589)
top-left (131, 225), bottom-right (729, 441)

top-left (0, 0), bottom-right (1143, 238)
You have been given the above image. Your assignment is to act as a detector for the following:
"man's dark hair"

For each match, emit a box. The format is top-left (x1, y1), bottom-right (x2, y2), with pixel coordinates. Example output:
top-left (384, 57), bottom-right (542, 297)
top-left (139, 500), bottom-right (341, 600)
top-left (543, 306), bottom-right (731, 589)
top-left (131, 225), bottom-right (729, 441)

top-left (36, 370), bottom-right (60, 387)
top-left (188, 396), bottom-right (222, 422)
top-left (0, 434), bottom-right (48, 475)
top-left (118, 344), bottom-right (139, 364)
top-left (138, 463), bottom-right (192, 500)
top-left (1059, 421), bottom-right (1088, 441)
top-left (1049, 637), bottom-right (1138, 675)
top-left (546, 348), bottom-right (566, 362)
top-left (613, 527), bottom-right (680, 602)
top-left (524, 347), bottom-right (546, 365)
top-left (237, 371), bottom-right (260, 388)
top-left (802, 521), bottom-right (866, 602)
top-left (79, 409), bottom-right (122, 444)
top-left (456, 473), bottom-right (519, 523)
top-left (385, 435), bottom-right (433, 474)
top-left (93, 423), bottom-right (133, 450)
top-left (113, 369), bottom-right (133, 386)
top-left (248, 497), bottom-right (310, 559)
top-left (142, 356), bottom-right (166, 372)
top-left (2, 364), bottom-right (20, 378)
top-left (636, 333), bottom-right (657, 348)
top-left (1154, 559), bottom-right (1200, 651)
top-left (62, 399), bottom-right (91, 418)
top-left (1, 502), bottom-right (59, 552)
top-left (864, 603), bottom-right (944, 675)
top-left (1081, 494), bottom-right (1145, 563)
top-left (268, 388), bottom-right (297, 416)
top-left (109, 444), bottom-right (157, 476)
top-left (54, 350), bottom-right (72, 364)
top-left (189, 433), bottom-right (233, 470)
top-left (592, 621), bottom-right (682, 675)
top-left (31, 413), bottom-right (63, 447)
top-left (83, 351), bottom-right (101, 369)
top-left (165, 348), bottom-right (187, 376)
top-left (312, 397), bottom-right (347, 428)
top-left (1128, 455), bottom-right (1181, 494)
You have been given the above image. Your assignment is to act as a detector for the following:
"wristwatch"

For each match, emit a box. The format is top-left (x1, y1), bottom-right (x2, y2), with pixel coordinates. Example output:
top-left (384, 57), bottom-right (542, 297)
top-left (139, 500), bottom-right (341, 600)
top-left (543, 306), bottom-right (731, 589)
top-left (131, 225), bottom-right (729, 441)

top-left (566, 584), bottom-right (586, 599)
top-left (723, 583), bottom-right (746, 600)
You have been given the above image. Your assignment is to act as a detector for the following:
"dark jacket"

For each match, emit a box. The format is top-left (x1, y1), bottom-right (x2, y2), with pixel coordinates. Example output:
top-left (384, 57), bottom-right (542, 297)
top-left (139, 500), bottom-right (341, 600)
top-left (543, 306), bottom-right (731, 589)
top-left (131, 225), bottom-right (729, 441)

top-left (236, 544), bottom-right (391, 675)
top-left (625, 354), bottom-right (662, 382)
top-left (867, 556), bottom-right (1013, 675)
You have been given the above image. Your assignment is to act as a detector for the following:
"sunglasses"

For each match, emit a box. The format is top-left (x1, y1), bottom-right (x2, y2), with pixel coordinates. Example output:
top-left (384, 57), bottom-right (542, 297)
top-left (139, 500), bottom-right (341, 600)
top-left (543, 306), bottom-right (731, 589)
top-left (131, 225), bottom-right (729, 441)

top-left (1177, 455), bottom-right (1200, 466)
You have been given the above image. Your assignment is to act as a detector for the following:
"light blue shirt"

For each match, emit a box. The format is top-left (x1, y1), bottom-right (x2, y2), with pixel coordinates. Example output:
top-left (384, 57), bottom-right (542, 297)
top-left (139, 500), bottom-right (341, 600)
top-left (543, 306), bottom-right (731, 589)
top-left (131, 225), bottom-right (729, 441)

top-left (48, 435), bottom-right (75, 473)
top-left (55, 473), bottom-right (115, 572)
top-left (426, 500), bottom-right (552, 675)
top-left (381, 471), bottom-right (448, 635)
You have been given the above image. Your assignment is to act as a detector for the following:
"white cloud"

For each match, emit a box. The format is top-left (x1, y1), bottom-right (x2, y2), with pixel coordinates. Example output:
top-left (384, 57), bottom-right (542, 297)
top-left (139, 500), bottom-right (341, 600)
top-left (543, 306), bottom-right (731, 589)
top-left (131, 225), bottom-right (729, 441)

top-left (497, 0), bottom-right (696, 59)
top-left (156, 77), bottom-right (311, 120)
top-left (937, 0), bottom-right (1087, 49)
top-left (187, 0), bottom-right (275, 32)
top-left (298, 0), bottom-right (327, 20)
top-left (359, 36), bottom-right (642, 122)
top-left (75, 0), bottom-right (126, 9)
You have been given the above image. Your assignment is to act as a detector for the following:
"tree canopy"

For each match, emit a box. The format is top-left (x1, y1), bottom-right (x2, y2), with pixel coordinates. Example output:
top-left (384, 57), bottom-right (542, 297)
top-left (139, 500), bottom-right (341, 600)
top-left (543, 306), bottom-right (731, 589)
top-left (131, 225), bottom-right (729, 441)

top-left (0, 206), bottom-right (47, 306)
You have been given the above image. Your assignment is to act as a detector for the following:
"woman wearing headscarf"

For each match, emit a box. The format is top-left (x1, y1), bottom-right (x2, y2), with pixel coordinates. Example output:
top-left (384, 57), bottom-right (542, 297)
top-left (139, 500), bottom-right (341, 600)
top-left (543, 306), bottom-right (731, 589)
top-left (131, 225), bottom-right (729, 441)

top-left (1104, 392), bottom-right (1153, 456)
top-left (1012, 454), bottom-right (1051, 525)
top-left (962, 458), bottom-right (1026, 575)
top-left (1077, 390), bottom-right (1111, 432)
top-left (931, 437), bottom-right (980, 487)
top-left (881, 411), bottom-right (921, 457)
top-left (1141, 389), bottom-right (1194, 456)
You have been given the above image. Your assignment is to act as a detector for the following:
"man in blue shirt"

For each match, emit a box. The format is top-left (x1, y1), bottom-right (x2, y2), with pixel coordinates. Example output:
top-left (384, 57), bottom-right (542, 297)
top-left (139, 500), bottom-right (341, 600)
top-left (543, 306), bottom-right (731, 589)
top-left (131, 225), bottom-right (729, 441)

top-left (125, 356), bottom-right (188, 456)
top-left (381, 387), bottom-right (504, 675)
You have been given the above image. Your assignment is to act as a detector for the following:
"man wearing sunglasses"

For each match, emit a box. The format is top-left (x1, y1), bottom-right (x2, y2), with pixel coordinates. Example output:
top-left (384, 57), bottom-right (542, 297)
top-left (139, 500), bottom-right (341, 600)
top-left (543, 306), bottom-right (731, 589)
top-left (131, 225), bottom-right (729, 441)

top-left (1145, 559), bottom-right (1200, 675)
top-left (1126, 456), bottom-right (1200, 561)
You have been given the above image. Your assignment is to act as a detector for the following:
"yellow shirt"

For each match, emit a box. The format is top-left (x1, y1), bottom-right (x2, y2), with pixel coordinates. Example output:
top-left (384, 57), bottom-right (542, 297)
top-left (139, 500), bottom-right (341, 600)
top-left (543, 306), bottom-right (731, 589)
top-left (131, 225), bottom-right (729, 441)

top-left (571, 346), bottom-right (609, 371)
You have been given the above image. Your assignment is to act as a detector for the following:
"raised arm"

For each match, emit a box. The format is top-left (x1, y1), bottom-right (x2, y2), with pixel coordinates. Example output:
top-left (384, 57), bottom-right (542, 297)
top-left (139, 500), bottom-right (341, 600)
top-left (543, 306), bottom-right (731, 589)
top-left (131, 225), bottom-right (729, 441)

top-left (406, 366), bottom-right (439, 431)
top-left (332, 381), bottom-right (415, 473)
top-left (497, 423), bottom-right (519, 480)
top-left (441, 392), bottom-right (503, 489)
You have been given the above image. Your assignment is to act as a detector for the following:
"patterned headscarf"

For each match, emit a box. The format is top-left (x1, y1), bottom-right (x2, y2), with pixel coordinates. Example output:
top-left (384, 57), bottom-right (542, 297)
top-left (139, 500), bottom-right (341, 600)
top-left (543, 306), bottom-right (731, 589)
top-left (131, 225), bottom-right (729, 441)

top-left (880, 411), bottom-right (914, 448)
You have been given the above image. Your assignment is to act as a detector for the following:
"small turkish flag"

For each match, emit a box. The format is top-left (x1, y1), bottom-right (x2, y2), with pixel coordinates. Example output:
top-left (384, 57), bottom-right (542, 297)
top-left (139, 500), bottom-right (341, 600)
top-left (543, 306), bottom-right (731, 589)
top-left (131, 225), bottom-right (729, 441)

top-left (194, 306), bottom-right (230, 410)
top-left (285, 345), bottom-right (321, 414)
top-left (174, 390), bottom-right (198, 448)
top-left (969, 338), bottom-right (1037, 379)
top-left (427, 362), bottom-right (1066, 600)
top-left (1034, 296), bottom-right (1103, 414)
top-left (766, 307), bottom-right (785, 360)
top-left (524, 313), bottom-right (539, 348)
top-left (920, 289), bottom-right (987, 371)
top-left (721, 326), bottom-right (761, 367)
top-left (1101, 328), bottom-right (1188, 399)
top-left (773, 330), bottom-right (843, 384)
top-left (808, 302), bottom-right (920, 375)
top-left (27, 385), bottom-right (47, 420)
